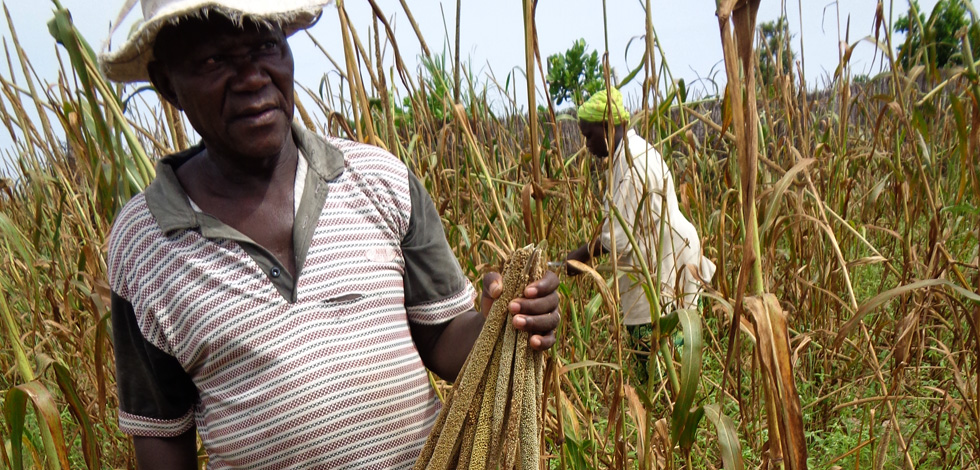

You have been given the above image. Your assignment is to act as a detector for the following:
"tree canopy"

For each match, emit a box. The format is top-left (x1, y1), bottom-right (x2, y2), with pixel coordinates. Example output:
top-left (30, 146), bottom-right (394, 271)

top-left (895, 0), bottom-right (980, 69)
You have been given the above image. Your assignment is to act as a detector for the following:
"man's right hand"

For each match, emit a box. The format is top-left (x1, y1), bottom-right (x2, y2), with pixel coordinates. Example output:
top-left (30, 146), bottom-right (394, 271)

top-left (564, 243), bottom-right (592, 276)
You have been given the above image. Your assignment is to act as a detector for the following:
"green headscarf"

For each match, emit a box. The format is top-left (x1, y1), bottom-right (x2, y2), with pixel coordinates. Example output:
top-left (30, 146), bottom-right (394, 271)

top-left (577, 88), bottom-right (629, 124)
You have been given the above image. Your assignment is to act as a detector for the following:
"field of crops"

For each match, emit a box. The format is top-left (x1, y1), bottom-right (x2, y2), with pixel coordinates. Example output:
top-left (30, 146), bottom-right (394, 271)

top-left (1, 0), bottom-right (978, 468)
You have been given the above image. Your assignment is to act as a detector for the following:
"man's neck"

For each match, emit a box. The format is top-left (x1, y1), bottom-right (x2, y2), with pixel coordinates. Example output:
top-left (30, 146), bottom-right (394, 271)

top-left (192, 138), bottom-right (299, 200)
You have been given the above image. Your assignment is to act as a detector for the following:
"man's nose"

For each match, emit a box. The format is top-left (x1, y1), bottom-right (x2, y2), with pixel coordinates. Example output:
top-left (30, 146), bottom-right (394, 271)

top-left (230, 57), bottom-right (271, 91)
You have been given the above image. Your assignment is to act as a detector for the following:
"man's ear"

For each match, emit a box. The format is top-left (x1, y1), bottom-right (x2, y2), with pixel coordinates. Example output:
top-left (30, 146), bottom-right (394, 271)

top-left (147, 61), bottom-right (182, 110)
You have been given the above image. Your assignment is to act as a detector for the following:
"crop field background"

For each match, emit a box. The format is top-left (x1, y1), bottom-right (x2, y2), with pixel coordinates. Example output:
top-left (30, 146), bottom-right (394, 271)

top-left (1, 0), bottom-right (979, 468)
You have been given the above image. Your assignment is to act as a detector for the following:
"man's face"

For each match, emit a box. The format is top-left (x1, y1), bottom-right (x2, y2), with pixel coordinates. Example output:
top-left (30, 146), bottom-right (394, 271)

top-left (579, 121), bottom-right (609, 159)
top-left (149, 16), bottom-right (295, 162)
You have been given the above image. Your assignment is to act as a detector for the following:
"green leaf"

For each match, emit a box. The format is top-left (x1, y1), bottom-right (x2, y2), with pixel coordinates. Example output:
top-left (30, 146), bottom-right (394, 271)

top-left (0, 293), bottom-right (34, 383)
top-left (669, 308), bottom-right (703, 444)
top-left (561, 436), bottom-right (592, 469)
top-left (4, 381), bottom-right (71, 470)
top-left (658, 310), bottom-right (679, 336)
top-left (835, 278), bottom-right (980, 349)
top-left (51, 363), bottom-right (101, 469)
top-left (545, 38), bottom-right (603, 106)
top-left (678, 406), bottom-right (704, 454)
top-left (702, 404), bottom-right (744, 470)
top-left (559, 360), bottom-right (622, 374)
top-left (941, 202), bottom-right (980, 217)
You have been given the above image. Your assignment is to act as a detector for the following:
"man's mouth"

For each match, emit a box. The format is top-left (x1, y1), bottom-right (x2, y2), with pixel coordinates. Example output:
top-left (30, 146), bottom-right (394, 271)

top-left (234, 105), bottom-right (280, 126)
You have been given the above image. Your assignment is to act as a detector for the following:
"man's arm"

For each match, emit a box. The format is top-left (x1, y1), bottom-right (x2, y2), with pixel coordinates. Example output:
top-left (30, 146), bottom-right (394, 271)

top-left (564, 237), bottom-right (607, 275)
top-left (111, 292), bottom-right (200, 468)
top-left (409, 310), bottom-right (484, 382)
top-left (133, 429), bottom-right (198, 470)
top-left (410, 271), bottom-right (561, 382)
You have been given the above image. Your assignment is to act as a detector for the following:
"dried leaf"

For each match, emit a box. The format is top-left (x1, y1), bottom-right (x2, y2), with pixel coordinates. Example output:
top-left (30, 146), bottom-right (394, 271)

top-left (744, 294), bottom-right (808, 469)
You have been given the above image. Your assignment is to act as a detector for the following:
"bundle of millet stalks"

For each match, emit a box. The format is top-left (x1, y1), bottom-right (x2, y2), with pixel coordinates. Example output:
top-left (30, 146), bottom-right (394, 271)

top-left (414, 243), bottom-right (548, 470)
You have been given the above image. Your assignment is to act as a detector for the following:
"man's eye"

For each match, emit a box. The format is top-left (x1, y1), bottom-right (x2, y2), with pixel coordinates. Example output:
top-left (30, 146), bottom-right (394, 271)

top-left (259, 41), bottom-right (278, 51)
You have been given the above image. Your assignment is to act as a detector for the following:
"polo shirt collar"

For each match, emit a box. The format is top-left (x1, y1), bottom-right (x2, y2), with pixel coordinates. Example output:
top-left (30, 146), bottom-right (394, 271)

top-left (145, 122), bottom-right (344, 235)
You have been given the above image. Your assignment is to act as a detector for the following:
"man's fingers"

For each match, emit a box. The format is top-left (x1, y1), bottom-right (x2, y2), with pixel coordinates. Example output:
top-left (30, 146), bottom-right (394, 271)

top-left (479, 272), bottom-right (503, 318)
top-left (512, 309), bottom-right (560, 334)
top-left (523, 270), bottom-right (558, 298)
top-left (529, 331), bottom-right (557, 351)
top-left (482, 271), bottom-right (502, 297)
top-left (509, 294), bottom-right (559, 318)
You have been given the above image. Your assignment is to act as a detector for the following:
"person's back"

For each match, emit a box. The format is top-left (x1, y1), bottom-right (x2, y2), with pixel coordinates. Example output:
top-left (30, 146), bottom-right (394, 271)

top-left (566, 87), bottom-right (715, 382)
top-left (610, 129), bottom-right (713, 321)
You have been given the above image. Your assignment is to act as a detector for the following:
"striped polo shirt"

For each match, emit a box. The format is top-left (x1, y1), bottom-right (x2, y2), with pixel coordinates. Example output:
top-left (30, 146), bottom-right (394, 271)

top-left (108, 124), bottom-right (475, 468)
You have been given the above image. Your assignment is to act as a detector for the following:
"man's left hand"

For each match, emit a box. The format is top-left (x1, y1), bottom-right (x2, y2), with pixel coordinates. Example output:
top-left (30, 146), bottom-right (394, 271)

top-left (480, 271), bottom-right (561, 351)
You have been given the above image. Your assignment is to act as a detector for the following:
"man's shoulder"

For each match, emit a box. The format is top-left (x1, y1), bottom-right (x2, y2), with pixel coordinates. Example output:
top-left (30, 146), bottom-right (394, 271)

top-left (106, 193), bottom-right (158, 291)
top-left (319, 136), bottom-right (411, 190)
top-left (109, 193), bottom-right (153, 243)
top-left (326, 137), bottom-right (406, 171)
top-left (625, 130), bottom-right (660, 156)
top-left (310, 135), bottom-right (415, 236)
top-left (624, 130), bottom-right (668, 174)
top-left (293, 125), bottom-right (408, 181)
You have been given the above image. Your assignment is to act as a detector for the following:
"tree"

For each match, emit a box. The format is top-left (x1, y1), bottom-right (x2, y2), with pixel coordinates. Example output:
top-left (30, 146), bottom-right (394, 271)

top-left (546, 39), bottom-right (604, 107)
top-left (895, 0), bottom-right (980, 69)
top-left (757, 16), bottom-right (796, 84)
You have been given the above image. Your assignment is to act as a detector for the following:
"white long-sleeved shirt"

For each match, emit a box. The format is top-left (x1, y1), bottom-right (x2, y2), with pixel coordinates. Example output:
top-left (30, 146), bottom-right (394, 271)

top-left (600, 130), bottom-right (716, 325)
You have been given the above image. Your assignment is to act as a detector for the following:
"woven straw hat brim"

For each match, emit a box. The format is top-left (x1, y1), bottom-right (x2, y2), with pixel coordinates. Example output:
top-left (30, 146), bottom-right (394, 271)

top-left (99, 0), bottom-right (327, 83)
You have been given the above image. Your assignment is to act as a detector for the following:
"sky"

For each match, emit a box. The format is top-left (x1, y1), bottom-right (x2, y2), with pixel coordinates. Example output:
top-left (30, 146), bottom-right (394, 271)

top-left (0, 0), bottom-right (939, 155)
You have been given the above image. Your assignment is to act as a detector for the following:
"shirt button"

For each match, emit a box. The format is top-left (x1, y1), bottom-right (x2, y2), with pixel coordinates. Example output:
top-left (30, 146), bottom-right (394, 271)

top-left (270, 267), bottom-right (281, 278)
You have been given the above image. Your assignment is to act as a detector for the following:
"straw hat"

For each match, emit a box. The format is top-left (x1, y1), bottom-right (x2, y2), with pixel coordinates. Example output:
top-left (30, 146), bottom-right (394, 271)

top-left (99, 0), bottom-right (329, 83)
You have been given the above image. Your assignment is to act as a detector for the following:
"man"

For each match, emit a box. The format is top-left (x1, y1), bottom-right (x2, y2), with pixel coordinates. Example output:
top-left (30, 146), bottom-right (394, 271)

top-left (100, 1), bottom-right (560, 468)
top-left (565, 88), bottom-right (714, 368)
